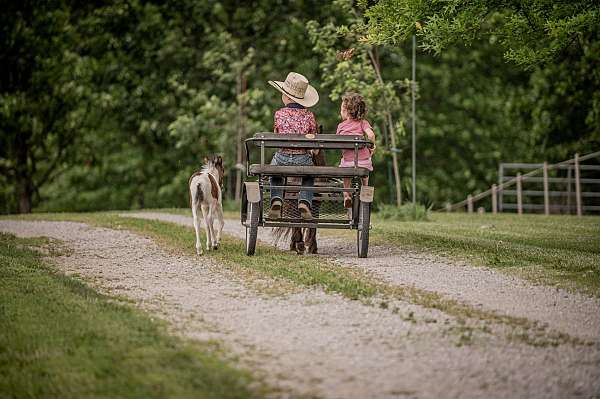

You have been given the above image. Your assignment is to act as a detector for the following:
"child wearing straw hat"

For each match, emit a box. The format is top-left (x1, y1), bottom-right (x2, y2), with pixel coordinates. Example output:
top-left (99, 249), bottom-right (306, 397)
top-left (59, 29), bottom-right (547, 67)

top-left (267, 72), bottom-right (320, 220)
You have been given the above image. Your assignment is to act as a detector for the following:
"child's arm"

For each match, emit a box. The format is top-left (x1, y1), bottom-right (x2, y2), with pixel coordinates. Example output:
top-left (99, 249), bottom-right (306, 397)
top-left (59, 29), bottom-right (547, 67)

top-left (364, 127), bottom-right (376, 153)
top-left (309, 113), bottom-right (319, 155)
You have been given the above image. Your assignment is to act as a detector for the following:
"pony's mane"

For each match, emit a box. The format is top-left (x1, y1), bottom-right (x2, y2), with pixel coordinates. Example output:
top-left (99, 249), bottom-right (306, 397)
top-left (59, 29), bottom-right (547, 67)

top-left (201, 159), bottom-right (219, 176)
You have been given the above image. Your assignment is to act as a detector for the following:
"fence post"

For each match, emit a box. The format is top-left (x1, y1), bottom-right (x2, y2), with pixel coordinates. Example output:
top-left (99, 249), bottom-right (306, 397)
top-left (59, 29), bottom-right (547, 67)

top-left (543, 161), bottom-right (550, 215)
top-left (491, 184), bottom-right (497, 214)
top-left (516, 173), bottom-right (523, 215)
top-left (467, 195), bottom-right (473, 214)
top-left (567, 165), bottom-right (572, 214)
top-left (575, 153), bottom-right (582, 216)
top-left (498, 164), bottom-right (504, 212)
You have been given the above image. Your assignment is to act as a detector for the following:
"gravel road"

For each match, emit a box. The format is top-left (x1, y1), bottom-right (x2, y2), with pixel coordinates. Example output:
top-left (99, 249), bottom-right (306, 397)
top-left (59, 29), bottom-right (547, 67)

top-left (129, 211), bottom-right (600, 342)
top-left (2, 216), bottom-right (600, 399)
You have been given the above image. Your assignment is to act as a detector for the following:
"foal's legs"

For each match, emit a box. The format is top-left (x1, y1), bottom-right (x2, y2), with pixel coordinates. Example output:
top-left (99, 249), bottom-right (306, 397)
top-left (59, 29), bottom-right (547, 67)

top-left (192, 203), bottom-right (203, 255)
top-left (201, 203), bottom-right (213, 251)
top-left (212, 204), bottom-right (224, 249)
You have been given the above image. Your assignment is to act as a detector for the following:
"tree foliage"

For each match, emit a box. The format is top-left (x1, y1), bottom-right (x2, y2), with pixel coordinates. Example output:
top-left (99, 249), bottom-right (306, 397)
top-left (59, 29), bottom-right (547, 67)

top-left (0, 1), bottom-right (92, 212)
top-left (360, 0), bottom-right (600, 203)
top-left (307, 0), bottom-right (412, 204)
top-left (0, 0), bottom-right (597, 213)
top-left (361, 0), bottom-right (600, 68)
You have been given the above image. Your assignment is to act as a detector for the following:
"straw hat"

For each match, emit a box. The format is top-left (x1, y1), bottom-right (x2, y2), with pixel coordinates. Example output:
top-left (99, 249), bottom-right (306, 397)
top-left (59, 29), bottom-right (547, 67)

top-left (268, 72), bottom-right (319, 108)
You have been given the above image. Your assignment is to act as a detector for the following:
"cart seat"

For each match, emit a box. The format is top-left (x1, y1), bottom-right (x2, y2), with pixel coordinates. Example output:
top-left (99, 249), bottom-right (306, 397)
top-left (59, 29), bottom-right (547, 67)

top-left (249, 164), bottom-right (370, 177)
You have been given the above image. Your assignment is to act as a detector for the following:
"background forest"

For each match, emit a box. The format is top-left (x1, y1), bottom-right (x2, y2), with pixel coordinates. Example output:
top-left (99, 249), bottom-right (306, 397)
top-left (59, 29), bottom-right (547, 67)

top-left (1, 0), bottom-right (599, 214)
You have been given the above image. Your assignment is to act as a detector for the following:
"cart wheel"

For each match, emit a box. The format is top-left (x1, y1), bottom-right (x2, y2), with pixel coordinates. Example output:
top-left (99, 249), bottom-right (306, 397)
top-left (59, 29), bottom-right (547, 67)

top-left (245, 201), bottom-right (259, 256)
top-left (351, 192), bottom-right (360, 224)
top-left (357, 201), bottom-right (371, 258)
top-left (241, 184), bottom-right (248, 224)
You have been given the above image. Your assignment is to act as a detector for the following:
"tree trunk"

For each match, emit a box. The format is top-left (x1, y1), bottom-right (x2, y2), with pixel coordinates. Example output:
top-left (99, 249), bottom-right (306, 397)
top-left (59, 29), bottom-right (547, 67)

top-left (15, 132), bottom-right (33, 213)
top-left (235, 69), bottom-right (247, 202)
top-left (16, 179), bottom-right (33, 213)
top-left (368, 47), bottom-right (402, 206)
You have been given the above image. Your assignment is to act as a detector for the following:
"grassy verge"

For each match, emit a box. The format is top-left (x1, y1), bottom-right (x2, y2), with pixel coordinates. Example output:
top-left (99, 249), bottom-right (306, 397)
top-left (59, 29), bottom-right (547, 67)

top-left (138, 207), bottom-right (238, 220)
top-left (0, 232), bottom-right (270, 399)
top-left (2, 211), bottom-right (582, 346)
top-left (325, 212), bottom-right (600, 297)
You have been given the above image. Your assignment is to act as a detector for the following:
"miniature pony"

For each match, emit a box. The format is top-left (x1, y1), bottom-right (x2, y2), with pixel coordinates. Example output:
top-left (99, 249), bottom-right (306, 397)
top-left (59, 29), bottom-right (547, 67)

top-left (188, 155), bottom-right (225, 255)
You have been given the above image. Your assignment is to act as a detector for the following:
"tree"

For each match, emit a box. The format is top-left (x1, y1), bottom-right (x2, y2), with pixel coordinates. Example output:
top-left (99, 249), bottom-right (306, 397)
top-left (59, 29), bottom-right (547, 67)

top-left (6, 0), bottom-right (583, 213)
top-left (0, 1), bottom-right (96, 213)
top-left (359, 0), bottom-right (600, 204)
top-left (2, 0), bottom-right (341, 213)
top-left (361, 0), bottom-right (600, 68)
top-left (307, 0), bottom-right (412, 205)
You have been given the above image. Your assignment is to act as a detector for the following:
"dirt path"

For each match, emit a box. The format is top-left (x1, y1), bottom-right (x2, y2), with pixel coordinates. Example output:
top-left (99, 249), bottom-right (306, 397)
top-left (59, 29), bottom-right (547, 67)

top-left (2, 218), bottom-right (600, 399)
top-left (129, 211), bottom-right (600, 342)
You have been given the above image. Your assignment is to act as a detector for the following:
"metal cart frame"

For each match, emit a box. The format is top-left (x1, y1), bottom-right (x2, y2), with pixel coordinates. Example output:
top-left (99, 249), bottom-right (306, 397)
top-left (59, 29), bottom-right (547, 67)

top-left (241, 132), bottom-right (374, 257)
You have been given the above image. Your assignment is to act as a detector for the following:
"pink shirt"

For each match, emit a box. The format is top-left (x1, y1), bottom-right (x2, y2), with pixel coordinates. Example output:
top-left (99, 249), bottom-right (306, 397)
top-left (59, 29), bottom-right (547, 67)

top-left (336, 119), bottom-right (372, 161)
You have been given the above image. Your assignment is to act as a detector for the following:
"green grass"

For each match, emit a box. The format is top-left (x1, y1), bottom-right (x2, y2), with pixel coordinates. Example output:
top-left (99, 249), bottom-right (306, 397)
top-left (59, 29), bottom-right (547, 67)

top-left (0, 232), bottom-right (270, 399)
top-left (336, 212), bottom-right (600, 297)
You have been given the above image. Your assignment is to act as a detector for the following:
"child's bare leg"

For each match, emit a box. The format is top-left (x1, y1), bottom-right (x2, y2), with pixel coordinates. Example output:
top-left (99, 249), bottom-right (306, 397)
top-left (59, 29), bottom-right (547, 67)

top-left (343, 177), bottom-right (352, 208)
top-left (343, 178), bottom-right (351, 199)
top-left (361, 176), bottom-right (369, 186)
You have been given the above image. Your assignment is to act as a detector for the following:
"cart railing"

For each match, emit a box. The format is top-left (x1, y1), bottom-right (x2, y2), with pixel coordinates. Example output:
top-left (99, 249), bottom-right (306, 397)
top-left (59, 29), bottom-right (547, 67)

top-left (244, 132), bottom-right (374, 176)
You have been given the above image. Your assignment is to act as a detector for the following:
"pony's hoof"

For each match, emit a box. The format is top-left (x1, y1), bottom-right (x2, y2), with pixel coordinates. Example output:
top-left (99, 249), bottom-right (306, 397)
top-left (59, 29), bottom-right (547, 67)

top-left (294, 242), bottom-right (305, 255)
top-left (212, 244), bottom-right (219, 250)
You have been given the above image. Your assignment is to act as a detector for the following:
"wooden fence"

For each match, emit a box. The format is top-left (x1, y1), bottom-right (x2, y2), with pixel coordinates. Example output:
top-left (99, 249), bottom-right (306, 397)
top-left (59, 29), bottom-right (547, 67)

top-left (444, 150), bottom-right (600, 215)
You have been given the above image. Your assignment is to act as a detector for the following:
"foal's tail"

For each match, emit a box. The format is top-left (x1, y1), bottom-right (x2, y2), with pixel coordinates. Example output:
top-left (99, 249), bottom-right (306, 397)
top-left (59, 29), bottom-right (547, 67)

top-left (188, 173), bottom-right (204, 209)
top-left (189, 183), bottom-right (204, 209)
top-left (194, 183), bottom-right (204, 205)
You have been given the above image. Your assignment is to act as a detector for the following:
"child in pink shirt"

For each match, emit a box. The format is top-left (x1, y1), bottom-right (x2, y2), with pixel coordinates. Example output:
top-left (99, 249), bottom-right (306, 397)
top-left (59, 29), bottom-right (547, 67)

top-left (336, 93), bottom-right (376, 208)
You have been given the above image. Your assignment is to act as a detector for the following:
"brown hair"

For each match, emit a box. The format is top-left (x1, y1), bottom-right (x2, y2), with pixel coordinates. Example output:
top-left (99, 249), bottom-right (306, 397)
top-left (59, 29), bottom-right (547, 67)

top-left (342, 92), bottom-right (367, 120)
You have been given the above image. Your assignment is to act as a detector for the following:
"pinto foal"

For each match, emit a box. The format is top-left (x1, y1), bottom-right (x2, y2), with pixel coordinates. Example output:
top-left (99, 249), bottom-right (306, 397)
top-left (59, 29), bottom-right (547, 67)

top-left (188, 155), bottom-right (225, 255)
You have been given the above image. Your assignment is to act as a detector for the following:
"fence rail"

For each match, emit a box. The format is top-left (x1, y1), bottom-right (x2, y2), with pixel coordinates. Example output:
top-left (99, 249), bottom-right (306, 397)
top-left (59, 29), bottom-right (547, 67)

top-left (501, 190), bottom-right (600, 198)
top-left (502, 176), bottom-right (600, 184)
top-left (501, 163), bottom-right (600, 171)
top-left (501, 204), bottom-right (600, 211)
top-left (444, 150), bottom-right (600, 215)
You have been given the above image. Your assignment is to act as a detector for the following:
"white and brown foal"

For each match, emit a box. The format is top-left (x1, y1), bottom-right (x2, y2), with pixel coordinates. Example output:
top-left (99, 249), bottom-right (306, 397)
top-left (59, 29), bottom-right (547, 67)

top-left (188, 155), bottom-right (225, 255)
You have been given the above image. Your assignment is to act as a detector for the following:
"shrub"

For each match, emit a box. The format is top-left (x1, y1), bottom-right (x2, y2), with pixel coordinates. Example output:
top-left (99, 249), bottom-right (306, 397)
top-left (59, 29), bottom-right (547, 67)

top-left (376, 203), bottom-right (430, 221)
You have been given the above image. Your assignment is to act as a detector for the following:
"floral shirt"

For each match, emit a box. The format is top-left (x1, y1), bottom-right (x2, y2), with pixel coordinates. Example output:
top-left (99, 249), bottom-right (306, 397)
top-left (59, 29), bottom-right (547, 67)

top-left (273, 104), bottom-right (318, 154)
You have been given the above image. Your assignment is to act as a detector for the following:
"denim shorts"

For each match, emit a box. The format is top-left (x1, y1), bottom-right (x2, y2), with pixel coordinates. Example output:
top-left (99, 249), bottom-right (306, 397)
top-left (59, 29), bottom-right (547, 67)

top-left (270, 152), bottom-right (313, 167)
top-left (269, 152), bottom-right (314, 205)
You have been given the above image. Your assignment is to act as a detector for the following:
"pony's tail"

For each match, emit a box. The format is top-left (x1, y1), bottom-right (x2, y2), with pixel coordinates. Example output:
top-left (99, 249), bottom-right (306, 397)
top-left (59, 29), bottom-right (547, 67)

top-left (271, 227), bottom-right (292, 246)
